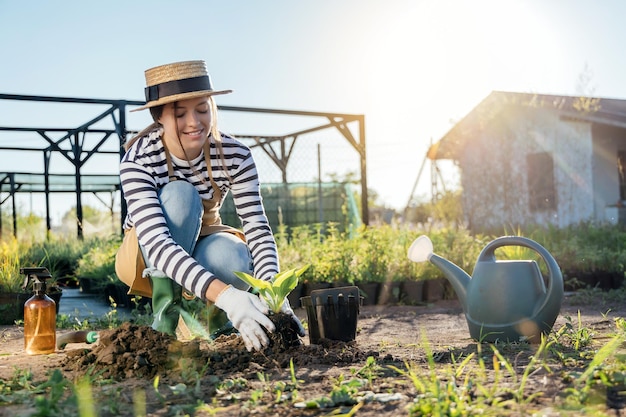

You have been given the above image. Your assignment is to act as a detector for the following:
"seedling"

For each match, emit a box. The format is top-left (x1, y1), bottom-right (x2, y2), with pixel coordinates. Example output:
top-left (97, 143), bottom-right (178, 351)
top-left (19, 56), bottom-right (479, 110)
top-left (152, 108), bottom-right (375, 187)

top-left (234, 265), bottom-right (310, 313)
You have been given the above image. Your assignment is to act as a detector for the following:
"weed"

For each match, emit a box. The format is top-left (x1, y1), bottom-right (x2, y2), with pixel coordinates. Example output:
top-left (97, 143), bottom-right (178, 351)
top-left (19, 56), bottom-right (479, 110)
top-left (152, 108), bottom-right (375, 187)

top-left (290, 358), bottom-right (303, 386)
top-left (0, 368), bottom-right (35, 405)
top-left (56, 314), bottom-right (90, 330)
top-left (351, 356), bottom-right (380, 389)
top-left (283, 358), bottom-right (304, 402)
top-left (75, 377), bottom-right (96, 417)
top-left (390, 333), bottom-right (477, 416)
top-left (562, 332), bottom-right (626, 411)
top-left (614, 317), bottom-right (626, 333)
top-left (152, 375), bottom-right (166, 405)
top-left (490, 336), bottom-right (551, 407)
top-left (560, 311), bottom-right (594, 350)
top-left (273, 380), bottom-right (288, 403)
top-left (132, 388), bottom-right (147, 417)
top-left (329, 374), bottom-right (363, 406)
top-left (31, 369), bottom-right (74, 417)
top-left (194, 398), bottom-right (227, 415)
top-left (247, 388), bottom-right (265, 406)
top-left (325, 401), bottom-right (363, 417)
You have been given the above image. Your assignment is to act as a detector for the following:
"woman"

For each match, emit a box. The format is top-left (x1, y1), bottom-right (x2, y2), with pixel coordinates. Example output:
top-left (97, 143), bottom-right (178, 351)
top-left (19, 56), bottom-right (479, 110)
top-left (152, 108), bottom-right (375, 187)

top-left (115, 60), bottom-right (303, 351)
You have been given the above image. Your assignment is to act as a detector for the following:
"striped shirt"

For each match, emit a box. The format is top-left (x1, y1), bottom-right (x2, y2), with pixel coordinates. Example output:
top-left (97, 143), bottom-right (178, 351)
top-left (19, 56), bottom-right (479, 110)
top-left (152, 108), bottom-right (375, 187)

top-left (120, 126), bottom-right (279, 300)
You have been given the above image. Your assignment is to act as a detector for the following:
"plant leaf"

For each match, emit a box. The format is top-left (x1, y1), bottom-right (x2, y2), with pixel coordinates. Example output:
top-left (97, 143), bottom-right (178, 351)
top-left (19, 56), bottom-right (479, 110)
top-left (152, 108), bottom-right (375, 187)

top-left (273, 265), bottom-right (310, 305)
top-left (233, 271), bottom-right (272, 292)
top-left (234, 265), bottom-right (309, 313)
top-left (295, 264), bottom-right (310, 278)
top-left (274, 269), bottom-right (298, 303)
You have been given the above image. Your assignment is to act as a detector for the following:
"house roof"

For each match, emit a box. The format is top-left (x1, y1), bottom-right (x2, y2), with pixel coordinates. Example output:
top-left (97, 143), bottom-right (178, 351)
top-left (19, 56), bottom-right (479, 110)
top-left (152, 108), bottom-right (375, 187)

top-left (429, 91), bottom-right (626, 160)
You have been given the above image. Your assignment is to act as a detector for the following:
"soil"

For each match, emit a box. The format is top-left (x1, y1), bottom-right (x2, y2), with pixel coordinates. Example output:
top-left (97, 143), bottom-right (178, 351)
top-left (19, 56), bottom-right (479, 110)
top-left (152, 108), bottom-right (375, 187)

top-left (1, 292), bottom-right (625, 416)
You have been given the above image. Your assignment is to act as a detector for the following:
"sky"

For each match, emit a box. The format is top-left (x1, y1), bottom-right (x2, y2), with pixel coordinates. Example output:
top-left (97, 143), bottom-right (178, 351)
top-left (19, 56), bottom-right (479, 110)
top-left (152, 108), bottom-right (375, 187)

top-left (2, 0), bottom-right (626, 223)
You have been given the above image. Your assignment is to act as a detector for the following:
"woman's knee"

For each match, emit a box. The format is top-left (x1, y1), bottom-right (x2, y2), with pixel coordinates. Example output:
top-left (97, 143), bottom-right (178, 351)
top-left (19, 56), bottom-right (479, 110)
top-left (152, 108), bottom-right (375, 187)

top-left (229, 243), bottom-right (254, 275)
top-left (158, 181), bottom-right (203, 251)
top-left (194, 234), bottom-right (253, 290)
top-left (216, 242), bottom-right (253, 290)
top-left (159, 181), bottom-right (202, 218)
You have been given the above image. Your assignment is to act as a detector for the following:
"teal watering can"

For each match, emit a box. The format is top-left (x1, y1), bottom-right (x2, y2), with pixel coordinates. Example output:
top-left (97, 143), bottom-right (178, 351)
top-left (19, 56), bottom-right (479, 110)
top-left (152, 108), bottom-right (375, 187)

top-left (408, 235), bottom-right (564, 343)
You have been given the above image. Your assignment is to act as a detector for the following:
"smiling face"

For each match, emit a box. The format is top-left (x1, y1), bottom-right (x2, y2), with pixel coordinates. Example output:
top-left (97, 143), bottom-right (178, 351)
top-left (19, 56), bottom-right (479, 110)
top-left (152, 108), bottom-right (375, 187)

top-left (159, 96), bottom-right (213, 159)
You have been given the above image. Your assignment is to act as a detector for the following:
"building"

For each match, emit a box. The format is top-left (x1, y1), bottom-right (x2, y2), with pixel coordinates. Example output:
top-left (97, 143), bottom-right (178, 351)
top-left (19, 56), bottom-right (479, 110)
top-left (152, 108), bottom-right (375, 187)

top-left (430, 91), bottom-right (626, 231)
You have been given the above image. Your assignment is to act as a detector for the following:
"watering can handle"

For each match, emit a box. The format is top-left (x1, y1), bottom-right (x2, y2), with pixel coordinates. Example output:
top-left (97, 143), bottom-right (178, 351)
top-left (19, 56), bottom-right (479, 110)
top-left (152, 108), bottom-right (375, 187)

top-left (477, 236), bottom-right (564, 317)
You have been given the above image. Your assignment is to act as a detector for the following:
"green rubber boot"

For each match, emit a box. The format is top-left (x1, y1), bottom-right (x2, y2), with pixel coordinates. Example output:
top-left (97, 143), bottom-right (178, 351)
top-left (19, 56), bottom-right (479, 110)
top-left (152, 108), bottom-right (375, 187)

top-left (205, 302), bottom-right (236, 340)
top-left (150, 275), bottom-right (182, 336)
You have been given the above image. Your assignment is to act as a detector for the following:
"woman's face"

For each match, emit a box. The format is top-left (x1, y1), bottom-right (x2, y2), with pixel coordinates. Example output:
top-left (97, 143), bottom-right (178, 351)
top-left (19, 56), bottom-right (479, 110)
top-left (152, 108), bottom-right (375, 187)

top-left (159, 96), bottom-right (213, 159)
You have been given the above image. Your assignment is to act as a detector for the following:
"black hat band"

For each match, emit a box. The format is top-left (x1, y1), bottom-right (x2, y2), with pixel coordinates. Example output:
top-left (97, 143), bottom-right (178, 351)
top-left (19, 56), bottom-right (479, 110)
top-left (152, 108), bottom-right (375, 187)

top-left (145, 75), bottom-right (212, 102)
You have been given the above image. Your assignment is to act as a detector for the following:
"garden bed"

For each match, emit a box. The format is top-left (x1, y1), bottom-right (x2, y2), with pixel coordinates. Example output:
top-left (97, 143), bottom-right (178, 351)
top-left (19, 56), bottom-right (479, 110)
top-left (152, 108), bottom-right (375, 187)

top-left (1, 290), bottom-right (625, 416)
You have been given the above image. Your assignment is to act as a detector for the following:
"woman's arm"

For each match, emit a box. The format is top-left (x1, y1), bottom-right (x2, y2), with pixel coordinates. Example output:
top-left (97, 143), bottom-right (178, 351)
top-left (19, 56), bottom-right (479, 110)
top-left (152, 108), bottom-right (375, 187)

top-left (227, 146), bottom-right (280, 281)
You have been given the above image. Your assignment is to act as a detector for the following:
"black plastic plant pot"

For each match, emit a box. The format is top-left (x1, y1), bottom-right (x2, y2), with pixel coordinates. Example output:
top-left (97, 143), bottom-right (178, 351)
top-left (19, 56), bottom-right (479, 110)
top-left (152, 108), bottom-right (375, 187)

top-left (300, 286), bottom-right (361, 344)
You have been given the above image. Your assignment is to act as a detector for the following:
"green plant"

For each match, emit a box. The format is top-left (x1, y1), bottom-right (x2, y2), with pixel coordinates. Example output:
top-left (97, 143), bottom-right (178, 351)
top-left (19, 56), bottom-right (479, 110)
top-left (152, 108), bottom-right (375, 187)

top-left (310, 222), bottom-right (357, 284)
top-left (22, 237), bottom-right (90, 282)
top-left (32, 369), bottom-right (75, 417)
top-left (0, 368), bottom-right (36, 405)
top-left (490, 338), bottom-right (550, 406)
top-left (74, 235), bottom-right (122, 294)
top-left (0, 238), bottom-right (26, 293)
top-left (557, 311), bottom-right (594, 351)
top-left (351, 356), bottom-right (380, 389)
top-left (234, 265), bottom-right (309, 313)
top-left (329, 374), bottom-right (361, 406)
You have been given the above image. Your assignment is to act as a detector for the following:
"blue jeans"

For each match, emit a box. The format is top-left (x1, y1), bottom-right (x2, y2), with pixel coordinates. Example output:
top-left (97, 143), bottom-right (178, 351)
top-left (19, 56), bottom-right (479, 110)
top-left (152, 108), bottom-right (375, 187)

top-left (140, 180), bottom-right (253, 291)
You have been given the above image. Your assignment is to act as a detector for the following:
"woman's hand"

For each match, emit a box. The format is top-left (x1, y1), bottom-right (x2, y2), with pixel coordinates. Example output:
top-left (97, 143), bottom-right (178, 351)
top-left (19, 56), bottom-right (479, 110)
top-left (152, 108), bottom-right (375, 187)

top-left (271, 299), bottom-right (305, 337)
top-left (214, 285), bottom-right (275, 351)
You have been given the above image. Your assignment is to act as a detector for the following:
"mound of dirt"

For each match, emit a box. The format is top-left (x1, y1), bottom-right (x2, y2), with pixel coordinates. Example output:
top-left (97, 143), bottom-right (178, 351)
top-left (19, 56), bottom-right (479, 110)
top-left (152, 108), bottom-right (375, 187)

top-left (61, 321), bottom-right (387, 381)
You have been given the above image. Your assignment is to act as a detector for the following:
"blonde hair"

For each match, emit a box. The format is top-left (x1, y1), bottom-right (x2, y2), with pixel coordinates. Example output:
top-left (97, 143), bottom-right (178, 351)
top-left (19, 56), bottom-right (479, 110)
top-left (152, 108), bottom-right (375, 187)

top-left (208, 96), bottom-right (221, 144)
top-left (124, 96), bottom-right (232, 181)
top-left (208, 96), bottom-right (233, 182)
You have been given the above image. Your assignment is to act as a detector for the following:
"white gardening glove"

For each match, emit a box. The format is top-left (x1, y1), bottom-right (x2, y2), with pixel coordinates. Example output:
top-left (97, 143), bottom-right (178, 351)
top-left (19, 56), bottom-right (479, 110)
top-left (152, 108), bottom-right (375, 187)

top-left (215, 286), bottom-right (275, 351)
top-left (263, 298), bottom-right (305, 337)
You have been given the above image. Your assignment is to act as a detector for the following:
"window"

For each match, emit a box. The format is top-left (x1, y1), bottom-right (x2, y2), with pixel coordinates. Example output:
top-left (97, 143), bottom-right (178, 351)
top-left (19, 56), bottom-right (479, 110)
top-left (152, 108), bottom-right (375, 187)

top-left (527, 152), bottom-right (556, 211)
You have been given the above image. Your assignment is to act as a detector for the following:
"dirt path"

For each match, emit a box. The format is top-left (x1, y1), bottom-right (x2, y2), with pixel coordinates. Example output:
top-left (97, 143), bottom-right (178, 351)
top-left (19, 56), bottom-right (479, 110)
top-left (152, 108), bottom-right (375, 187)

top-left (1, 292), bottom-right (624, 416)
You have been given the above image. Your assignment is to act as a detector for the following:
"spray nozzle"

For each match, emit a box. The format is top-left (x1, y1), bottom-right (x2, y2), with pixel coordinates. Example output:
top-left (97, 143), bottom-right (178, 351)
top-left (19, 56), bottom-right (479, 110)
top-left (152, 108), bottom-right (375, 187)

top-left (21, 267), bottom-right (53, 294)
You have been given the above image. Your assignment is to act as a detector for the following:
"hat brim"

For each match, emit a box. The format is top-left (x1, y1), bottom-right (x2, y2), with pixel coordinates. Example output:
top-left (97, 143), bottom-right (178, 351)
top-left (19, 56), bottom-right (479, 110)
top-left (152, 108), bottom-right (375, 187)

top-left (130, 89), bottom-right (232, 112)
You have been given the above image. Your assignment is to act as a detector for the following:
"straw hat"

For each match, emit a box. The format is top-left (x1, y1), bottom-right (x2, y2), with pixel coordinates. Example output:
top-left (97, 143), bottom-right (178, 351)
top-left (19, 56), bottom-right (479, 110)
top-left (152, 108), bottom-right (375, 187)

top-left (131, 60), bottom-right (232, 112)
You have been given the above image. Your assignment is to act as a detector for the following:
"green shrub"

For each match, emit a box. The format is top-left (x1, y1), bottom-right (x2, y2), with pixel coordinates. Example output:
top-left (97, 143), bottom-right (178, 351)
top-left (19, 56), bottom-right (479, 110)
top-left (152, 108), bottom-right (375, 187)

top-left (277, 221), bottom-right (626, 289)
top-left (21, 236), bottom-right (90, 282)
top-left (4, 221), bottom-right (626, 297)
top-left (0, 238), bottom-right (28, 293)
top-left (75, 235), bottom-right (121, 292)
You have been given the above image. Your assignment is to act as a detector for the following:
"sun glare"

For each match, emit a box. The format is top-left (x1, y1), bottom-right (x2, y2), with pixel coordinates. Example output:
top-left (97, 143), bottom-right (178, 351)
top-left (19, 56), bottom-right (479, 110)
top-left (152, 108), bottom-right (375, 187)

top-left (365, 0), bottom-right (564, 139)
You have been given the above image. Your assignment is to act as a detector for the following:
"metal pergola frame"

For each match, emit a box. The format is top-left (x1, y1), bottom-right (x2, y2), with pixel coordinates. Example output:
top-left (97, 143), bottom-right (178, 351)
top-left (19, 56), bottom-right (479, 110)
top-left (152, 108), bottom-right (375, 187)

top-left (0, 93), bottom-right (368, 239)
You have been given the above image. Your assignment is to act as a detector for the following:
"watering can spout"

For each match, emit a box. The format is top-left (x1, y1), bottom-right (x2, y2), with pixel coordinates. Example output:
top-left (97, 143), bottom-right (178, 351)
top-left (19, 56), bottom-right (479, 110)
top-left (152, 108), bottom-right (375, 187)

top-left (407, 236), bottom-right (469, 310)
top-left (428, 253), bottom-right (469, 310)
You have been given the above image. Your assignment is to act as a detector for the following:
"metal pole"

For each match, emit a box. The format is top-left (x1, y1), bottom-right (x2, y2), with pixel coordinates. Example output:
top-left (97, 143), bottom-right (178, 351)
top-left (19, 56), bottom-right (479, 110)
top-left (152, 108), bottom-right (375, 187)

top-left (358, 116), bottom-right (369, 225)
top-left (118, 102), bottom-right (127, 235)
top-left (44, 151), bottom-right (52, 238)
top-left (73, 133), bottom-right (84, 239)
top-left (10, 174), bottom-right (17, 238)
top-left (317, 143), bottom-right (323, 224)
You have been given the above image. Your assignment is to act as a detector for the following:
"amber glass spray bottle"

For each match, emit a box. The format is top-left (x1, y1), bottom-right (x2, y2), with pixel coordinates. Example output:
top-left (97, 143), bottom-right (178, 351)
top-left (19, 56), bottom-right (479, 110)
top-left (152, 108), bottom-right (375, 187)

top-left (21, 267), bottom-right (56, 355)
